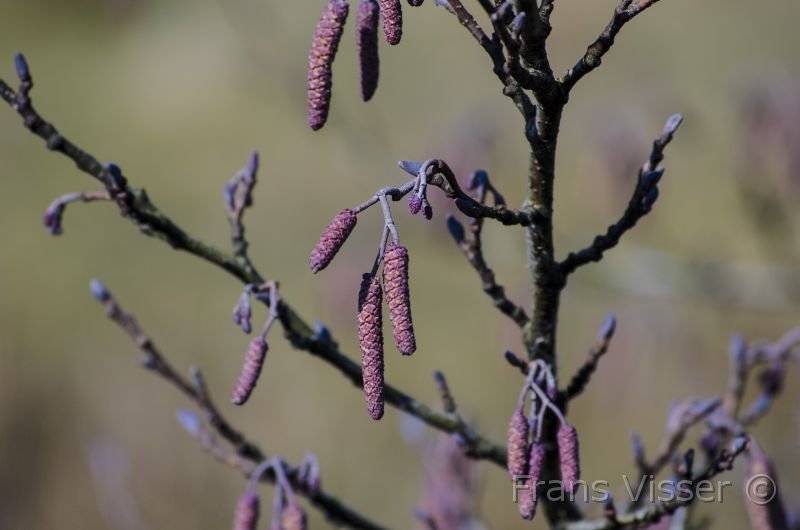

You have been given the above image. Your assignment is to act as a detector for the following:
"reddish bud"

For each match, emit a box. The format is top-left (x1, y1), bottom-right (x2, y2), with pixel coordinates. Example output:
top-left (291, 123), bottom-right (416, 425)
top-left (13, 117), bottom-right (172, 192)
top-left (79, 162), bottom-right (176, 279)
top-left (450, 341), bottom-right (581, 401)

top-left (383, 243), bottom-right (416, 354)
top-left (507, 408), bottom-right (529, 480)
top-left (356, 0), bottom-right (380, 102)
top-left (233, 491), bottom-right (260, 530)
top-left (557, 424), bottom-right (581, 494)
top-left (358, 273), bottom-right (385, 420)
top-left (307, 0), bottom-right (350, 130)
top-left (379, 0), bottom-right (403, 45)
top-left (281, 504), bottom-right (308, 530)
top-left (309, 209), bottom-right (358, 273)
top-left (519, 442), bottom-right (544, 520)
top-left (231, 338), bottom-right (269, 405)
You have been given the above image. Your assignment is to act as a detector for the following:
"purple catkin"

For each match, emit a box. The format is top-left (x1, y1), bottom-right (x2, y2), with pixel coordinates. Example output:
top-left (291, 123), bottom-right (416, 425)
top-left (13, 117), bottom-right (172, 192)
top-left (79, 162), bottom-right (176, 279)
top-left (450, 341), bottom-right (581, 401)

top-left (507, 408), bottom-right (529, 480)
top-left (744, 445), bottom-right (788, 530)
top-left (356, 0), bottom-right (380, 102)
top-left (281, 505), bottom-right (308, 530)
top-left (307, 0), bottom-right (349, 130)
top-left (383, 243), bottom-right (416, 354)
top-left (408, 194), bottom-right (422, 215)
top-left (557, 424), bottom-right (581, 494)
top-left (519, 442), bottom-right (544, 520)
top-left (378, 0), bottom-right (402, 45)
top-left (233, 491), bottom-right (260, 530)
top-left (358, 273), bottom-right (385, 420)
top-left (309, 209), bottom-right (358, 273)
top-left (231, 338), bottom-right (269, 405)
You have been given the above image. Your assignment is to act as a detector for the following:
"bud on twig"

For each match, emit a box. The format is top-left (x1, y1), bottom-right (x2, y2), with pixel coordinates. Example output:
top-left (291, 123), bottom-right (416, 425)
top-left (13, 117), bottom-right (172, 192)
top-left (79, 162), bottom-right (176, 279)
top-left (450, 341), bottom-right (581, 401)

top-left (310, 209), bottom-right (358, 273)
top-left (356, 0), bottom-right (380, 102)
top-left (307, 0), bottom-right (350, 130)
top-left (233, 491), bottom-right (260, 530)
top-left (383, 242), bottom-right (416, 355)
top-left (231, 338), bottom-right (269, 405)
top-left (407, 0), bottom-right (424, 5)
top-left (358, 273), bottom-right (385, 420)
top-left (379, 0), bottom-right (403, 45)
top-left (557, 424), bottom-right (581, 494)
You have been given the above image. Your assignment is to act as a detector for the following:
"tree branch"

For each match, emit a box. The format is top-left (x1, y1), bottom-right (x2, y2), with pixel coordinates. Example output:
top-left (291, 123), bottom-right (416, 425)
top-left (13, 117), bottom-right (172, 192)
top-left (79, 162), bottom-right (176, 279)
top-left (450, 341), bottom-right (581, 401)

top-left (89, 281), bottom-right (388, 530)
top-left (561, 0), bottom-right (666, 92)
top-left (559, 114), bottom-right (683, 276)
top-left (0, 73), bottom-right (507, 466)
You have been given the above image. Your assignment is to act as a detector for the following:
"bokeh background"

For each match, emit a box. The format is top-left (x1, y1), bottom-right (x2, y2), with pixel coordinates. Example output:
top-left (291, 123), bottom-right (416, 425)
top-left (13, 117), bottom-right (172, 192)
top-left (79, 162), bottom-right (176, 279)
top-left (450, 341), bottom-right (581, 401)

top-left (0, 0), bottom-right (798, 528)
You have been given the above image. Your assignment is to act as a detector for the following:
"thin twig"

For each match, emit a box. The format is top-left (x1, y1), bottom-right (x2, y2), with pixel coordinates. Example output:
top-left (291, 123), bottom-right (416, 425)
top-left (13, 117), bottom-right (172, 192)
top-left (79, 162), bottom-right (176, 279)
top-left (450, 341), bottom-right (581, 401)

top-left (560, 114), bottom-right (683, 275)
top-left (561, 0), bottom-right (666, 92)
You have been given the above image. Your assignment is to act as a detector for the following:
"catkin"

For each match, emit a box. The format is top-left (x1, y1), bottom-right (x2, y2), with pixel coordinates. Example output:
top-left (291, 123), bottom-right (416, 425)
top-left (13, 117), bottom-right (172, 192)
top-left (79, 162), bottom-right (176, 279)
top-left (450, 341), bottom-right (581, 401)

top-left (231, 338), bottom-right (269, 405)
top-left (383, 243), bottom-right (416, 355)
top-left (378, 0), bottom-right (402, 45)
top-left (358, 273), bottom-right (385, 420)
top-left (281, 504), bottom-right (308, 530)
top-left (307, 0), bottom-right (350, 130)
top-left (519, 442), bottom-right (544, 520)
top-left (557, 424), bottom-right (581, 494)
top-left (309, 209), bottom-right (358, 273)
top-left (356, 0), bottom-right (380, 101)
top-left (507, 408), bottom-right (529, 480)
top-left (233, 491), bottom-right (260, 530)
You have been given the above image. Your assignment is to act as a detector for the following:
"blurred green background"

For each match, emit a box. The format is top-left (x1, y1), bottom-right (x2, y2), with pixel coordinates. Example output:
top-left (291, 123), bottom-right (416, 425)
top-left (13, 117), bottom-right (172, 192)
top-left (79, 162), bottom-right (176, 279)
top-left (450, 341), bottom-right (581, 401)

top-left (0, 0), bottom-right (798, 528)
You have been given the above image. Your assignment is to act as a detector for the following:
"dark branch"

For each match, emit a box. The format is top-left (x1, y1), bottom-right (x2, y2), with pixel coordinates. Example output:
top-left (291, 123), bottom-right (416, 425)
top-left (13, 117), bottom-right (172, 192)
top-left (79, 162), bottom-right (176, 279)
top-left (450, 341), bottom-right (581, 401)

top-left (561, 0), bottom-right (666, 92)
top-left (560, 114), bottom-right (683, 275)
top-left (90, 282), bottom-right (388, 530)
top-left (0, 75), bottom-right (508, 469)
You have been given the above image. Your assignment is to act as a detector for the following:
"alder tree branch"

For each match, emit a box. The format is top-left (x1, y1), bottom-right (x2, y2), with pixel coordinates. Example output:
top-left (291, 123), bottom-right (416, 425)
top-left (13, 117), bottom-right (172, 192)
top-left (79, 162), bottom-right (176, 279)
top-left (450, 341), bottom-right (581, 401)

top-left (445, 170), bottom-right (530, 328)
top-left (562, 0), bottom-right (667, 92)
top-left (560, 114), bottom-right (683, 276)
top-left (0, 66), bottom-right (507, 470)
top-left (88, 281), bottom-right (388, 530)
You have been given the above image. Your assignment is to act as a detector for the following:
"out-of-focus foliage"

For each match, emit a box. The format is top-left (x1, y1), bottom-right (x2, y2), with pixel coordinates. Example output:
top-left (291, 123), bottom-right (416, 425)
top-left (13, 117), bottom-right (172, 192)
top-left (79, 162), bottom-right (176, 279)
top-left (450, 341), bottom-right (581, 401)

top-left (0, 0), bottom-right (798, 528)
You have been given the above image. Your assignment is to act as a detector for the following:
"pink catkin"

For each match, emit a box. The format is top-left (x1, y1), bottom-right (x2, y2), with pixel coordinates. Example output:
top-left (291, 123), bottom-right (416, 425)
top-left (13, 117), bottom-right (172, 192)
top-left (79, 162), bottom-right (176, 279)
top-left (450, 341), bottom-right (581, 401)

top-left (231, 338), bottom-right (269, 405)
top-left (233, 491), bottom-right (260, 530)
top-left (358, 273), bottom-right (385, 420)
top-left (307, 0), bottom-right (349, 130)
top-left (507, 408), bottom-right (529, 480)
top-left (378, 0), bottom-right (402, 45)
top-left (519, 442), bottom-right (544, 520)
top-left (557, 424), bottom-right (581, 494)
top-left (356, 0), bottom-right (380, 101)
top-left (281, 505), bottom-right (308, 530)
top-left (309, 209), bottom-right (357, 273)
top-left (383, 243), bottom-right (416, 355)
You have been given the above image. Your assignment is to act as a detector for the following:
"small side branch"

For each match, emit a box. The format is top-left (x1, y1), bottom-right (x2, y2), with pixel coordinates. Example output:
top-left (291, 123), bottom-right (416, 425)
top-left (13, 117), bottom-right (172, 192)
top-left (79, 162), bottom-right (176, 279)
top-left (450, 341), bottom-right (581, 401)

top-left (565, 314), bottom-right (616, 400)
top-left (444, 171), bottom-right (529, 327)
top-left (561, 0), bottom-right (666, 92)
top-left (558, 437), bottom-right (748, 530)
top-left (88, 281), bottom-right (387, 530)
top-left (560, 114), bottom-right (683, 276)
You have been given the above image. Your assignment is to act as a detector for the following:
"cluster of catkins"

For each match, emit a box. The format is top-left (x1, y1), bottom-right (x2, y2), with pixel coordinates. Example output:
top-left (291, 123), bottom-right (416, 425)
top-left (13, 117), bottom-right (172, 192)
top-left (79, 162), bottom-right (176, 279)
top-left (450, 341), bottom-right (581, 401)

top-left (233, 456), bottom-right (319, 530)
top-left (307, 0), bottom-right (424, 130)
top-left (309, 206), bottom-right (416, 420)
top-left (507, 367), bottom-right (581, 521)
